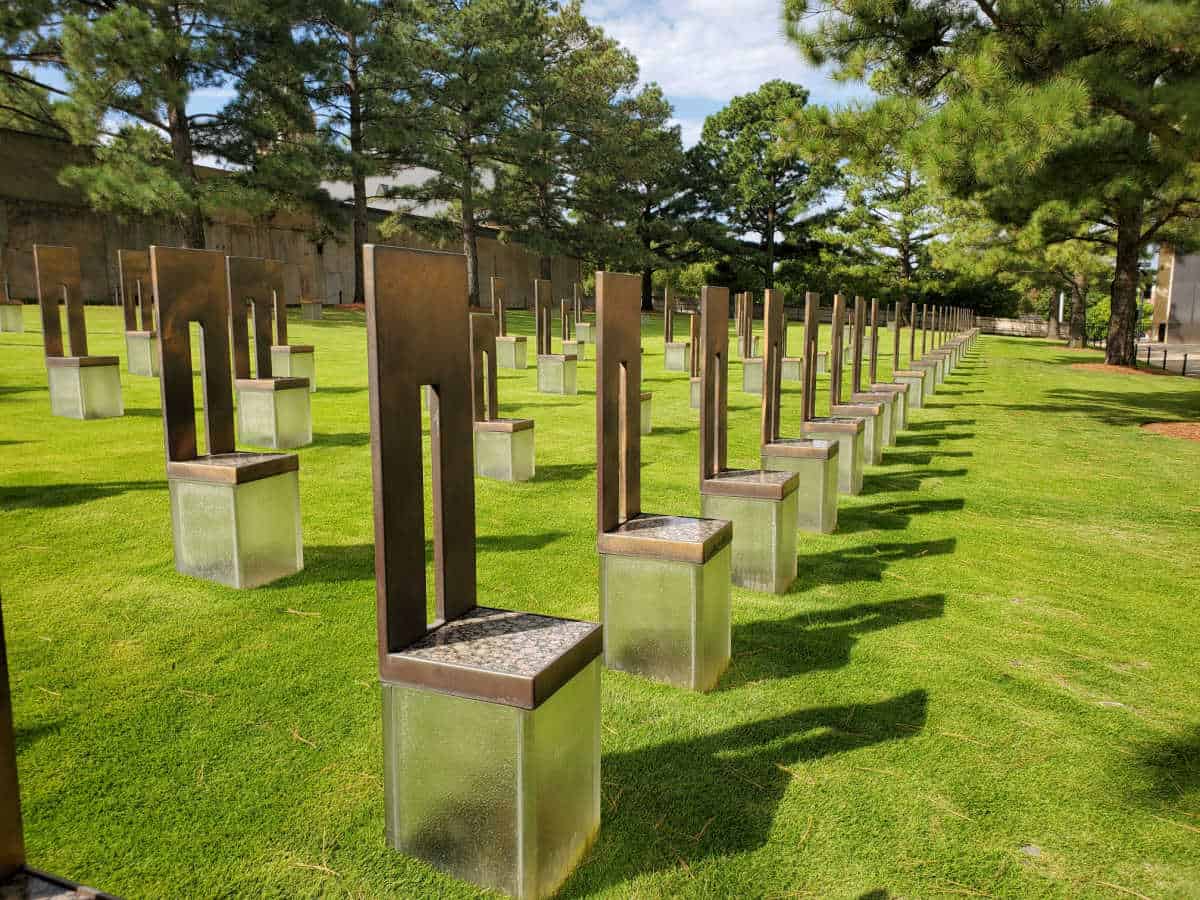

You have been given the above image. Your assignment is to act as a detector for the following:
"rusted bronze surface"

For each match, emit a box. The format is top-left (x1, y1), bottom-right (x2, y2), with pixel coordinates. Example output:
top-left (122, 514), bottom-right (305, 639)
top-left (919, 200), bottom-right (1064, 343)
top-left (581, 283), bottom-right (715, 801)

top-left (802, 292), bottom-right (819, 422)
top-left (1, 595), bottom-right (24, 881)
top-left (761, 287), bottom-right (785, 444)
top-left (234, 376), bottom-right (308, 392)
top-left (45, 356), bottom-right (118, 368)
top-left (851, 296), bottom-right (865, 395)
top-left (801, 416), bottom-right (864, 434)
top-left (698, 285), bottom-right (731, 483)
top-left (892, 301), bottom-right (903, 370)
top-left (33, 244), bottom-right (86, 359)
top-left (700, 469), bottom-right (796, 501)
top-left (534, 278), bottom-right (553, 355)
top-left (560, 299), bottom-right (571, 341)
top-left (909, 302), bottom-right (918, 362)
top-left (574, 282), bottom-right (583, 322)
top-left (152, 246), bottom-right (237, 463)
top-left (365, 245), bottom-right (596, 707)
top-left (738, 291), bottom-right (756, 358)
top-left (596, 514), bottom-right (731, 564)
top-left (474, 418), bottom-right (534, 433)
top-left (763, 437), bottom-right (837, 460)
top-left (869, 299), bottom-right (880, 384)
top-left (227, 256), bottom-right (286, 380)
top-left (921, 303), bottom-right (929, 355)
top-left (829, 294), bottom-right (845, 405)
top-left (492, 275), bottom-right (506, 335)
top-left (469, 311), bottom-right (500, 422)
top-left (596, 271), bottom-right (643, 535)
top-left (663, 285), bottom-right (675, 344)
top-left (166, 452), bottom-right (298, 484)
top-left (118, 249), bottom-right (153, 333)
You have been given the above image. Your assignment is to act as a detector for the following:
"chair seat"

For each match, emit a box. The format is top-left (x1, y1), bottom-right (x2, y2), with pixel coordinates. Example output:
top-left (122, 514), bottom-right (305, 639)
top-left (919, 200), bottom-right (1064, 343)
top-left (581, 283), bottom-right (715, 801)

top-left (474, 417), bottom-right (534, 433)
top-left (166, 451), bottom-right (298, 484)
top-left (45, 355), bottom-right (119, 368)
top-left (234, 377), bottom-right (310, 392)
top-left (762, 437), bottom-right (838, 460)
top-left (597, 513), bottom-right (732, 564)
top-left (380, 606), bottom-right (602, 709)
top-left (701, 468), bottom-right (799, 501)
top-left (801, 417), bottom-right (864, 434)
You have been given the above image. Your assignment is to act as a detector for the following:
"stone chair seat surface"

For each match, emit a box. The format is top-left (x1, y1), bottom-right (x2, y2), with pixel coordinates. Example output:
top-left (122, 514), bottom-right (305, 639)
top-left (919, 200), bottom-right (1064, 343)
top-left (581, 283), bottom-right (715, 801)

top-left (125, 328), bottom-right (157, 338)
top-left (763, 437), bottom-right (839, 460)
top-left (832, 401), bottom-right (883, 417)
top-left (272, 343), bottom-right (314, 354)
top-left (892, 369), bottom-right (926, 377)
top-left (597, 513), bottom-right (732, 565)
top-left (165, 450), bottom-right (298, 484)
top-left (235, 376), bottom-right (310, 392)
top-left (538, 352), bottom-right (577, 362)
top-left (45, 354), bottom-right (119, 368)
top-left (700, 468), bottom-right (799, 501)
top-left (869, 383), bottom-right (909, 395)
top-left (473, 417), bottom-right (534, 433)
top-left (383, 606), bottom-right (602, 710)
top-left (801, 416), bottom-right (864, 434)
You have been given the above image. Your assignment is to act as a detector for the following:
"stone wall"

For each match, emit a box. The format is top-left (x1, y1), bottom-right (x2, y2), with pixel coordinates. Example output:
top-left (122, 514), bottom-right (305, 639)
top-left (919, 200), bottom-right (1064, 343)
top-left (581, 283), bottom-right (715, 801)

top-left (0, 128), bottom-right (581, 307)
top-left (976, 315), bottom-right (1050, 337)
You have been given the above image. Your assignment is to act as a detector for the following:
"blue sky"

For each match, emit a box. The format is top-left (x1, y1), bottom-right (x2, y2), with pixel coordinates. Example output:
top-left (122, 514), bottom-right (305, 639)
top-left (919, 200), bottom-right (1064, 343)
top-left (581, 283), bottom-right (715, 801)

top-left (583, 0), bottom-right (873, 146)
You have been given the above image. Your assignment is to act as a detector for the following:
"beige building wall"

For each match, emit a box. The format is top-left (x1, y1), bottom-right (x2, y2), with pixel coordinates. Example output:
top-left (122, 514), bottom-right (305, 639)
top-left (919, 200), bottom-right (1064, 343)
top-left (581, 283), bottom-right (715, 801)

top-left (0, 128), bottom-right (580, 308)
top-left (1151, 244), bottom-right (1200, 343)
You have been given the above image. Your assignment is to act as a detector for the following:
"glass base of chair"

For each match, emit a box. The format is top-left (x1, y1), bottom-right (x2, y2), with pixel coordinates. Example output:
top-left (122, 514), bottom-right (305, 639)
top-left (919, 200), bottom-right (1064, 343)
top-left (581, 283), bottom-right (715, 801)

top-left (271, 345), bottom-right (316, 392)
top-left (537, 354), bottom-right (577, 395)
top-left (640, 392), bottom-right (653, 435)
top-left (664, 342), bottom-right (689, 371)
top-left (125, 331), bottom-right (159, 377)
top-left (497, 336), bottom-right (528, 370)
top-left (701, 472), bottom-right (799, 593)
top-left (167, 453), bottom-right (303, 589)
top-left (761, 439), bottom-right (839, 534)
top-left (742, 357), bottom-right (763, 394)
top-left (0, 303), bottom-right (23, 332)
top-left (235, 378), bottom-right (312, 449)
top-left (474, 420), bottom-right (535, 482)
top-left (800, 419), bottom-right (865, 495)
top-left (831, 403), bottom-right (884, 466)
top-left (46, 357), bottom-right (123, 420)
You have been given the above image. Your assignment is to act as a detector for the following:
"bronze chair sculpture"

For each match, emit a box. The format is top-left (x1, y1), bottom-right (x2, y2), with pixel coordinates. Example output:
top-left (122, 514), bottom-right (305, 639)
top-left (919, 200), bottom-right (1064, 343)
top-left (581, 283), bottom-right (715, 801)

top-left (696, 285), bottom-right (800, 593)
top-left (153, 246), bottom-right (304, 588)
top-left (863, 299), bottom-right (911, 434)
top-left (824, 295), bottom-right (886, 466)
top-left (848, 297), bottom-right (901, 449)
top-left (118, 248), bottom-right (158, 377)
top-left (470, 309), bottom-right (535, 481)
top-left (798, 293), bottom-right (868, 495)
top-left (739, 291), bottom-right (766, 393)
top-left (269, 265), bottom-right (317, 393)
top-left (760, 290), bottom-right (840, 533)
top-left (0, 252), bottom-right (24, 333)
top-left (365, 244), bottom-right (601, 898)
top-left (493, 275), bottom-right (527, 370)
top-left (560, 297), bottom-right (585, 360)
top-left (596, 270), bottom-right (732, 691)
top-left (663, 284), bottom-right (689, 371)
top-left (573, 282), bottom-right (593, 344)
top-left (687, 308), bottom-right (703, 409)
top-left (535, 278), bottom-right (576, 394)
top-left (227, 256), bottom-right (312, 450)
top-left (34, 244), bottom-right (123, 420)
top-left (893, 302), bottom-right (934, 405)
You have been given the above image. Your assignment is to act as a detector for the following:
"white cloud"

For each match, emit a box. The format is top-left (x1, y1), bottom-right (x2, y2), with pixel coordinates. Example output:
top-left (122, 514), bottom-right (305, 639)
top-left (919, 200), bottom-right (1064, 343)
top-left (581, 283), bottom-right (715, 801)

top-left (585, 0), bottom-right (872, 143)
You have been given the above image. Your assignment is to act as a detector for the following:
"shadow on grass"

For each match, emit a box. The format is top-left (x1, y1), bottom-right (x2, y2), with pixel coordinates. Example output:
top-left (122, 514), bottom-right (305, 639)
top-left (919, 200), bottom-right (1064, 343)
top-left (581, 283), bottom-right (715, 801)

top-left (122, 407), bottom-right (164, 418)
top-left (533, 463), bottom-right (594, 483)
top-left (0, 480), bottom-right (165, 510)
top-left (879, 450), bottom-right (973, 467)
top-left (285, 532), bottom-right (570, 585)
top-left (311, 431), bottom-right (370, 448)
top-left (315, 386), bottom-right (367, 395)
top-left (932, 389), bottom-right (983, 396)
top-left (0, 386), bottom-right (43, 396)
top-left (562, 690), bottom-right (929, 896)
top-left (893, 433), bottom-right (974, 448)
top-left (732, 594), bottom-right (946, 680)
top-left (838, 499), bottom-right (965, 533)
top-left (791, 538), bottom-right (957, 592)
top-left (861, 469), bottom-right (968, 496)
top-left (646, 426), bottom-right (693, 437)
top-left (1135, 725), bottom-right (1200, 805)
top-left (995, 388), bottom-right (1200, 427)
top-left (905, 419), bottom-right (976, 430)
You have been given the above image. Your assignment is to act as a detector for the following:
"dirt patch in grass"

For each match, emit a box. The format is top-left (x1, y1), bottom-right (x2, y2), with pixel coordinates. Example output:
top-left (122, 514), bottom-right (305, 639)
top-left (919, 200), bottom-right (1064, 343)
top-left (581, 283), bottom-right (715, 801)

top-left (1141, 421), bottom-right (1200, 442)
top-left (1071, 363), bottom-right (1171, 377)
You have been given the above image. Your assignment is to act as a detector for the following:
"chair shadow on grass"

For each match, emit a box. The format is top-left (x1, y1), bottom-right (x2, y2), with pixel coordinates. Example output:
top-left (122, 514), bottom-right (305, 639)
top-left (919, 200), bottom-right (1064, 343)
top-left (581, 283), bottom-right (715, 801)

top-left (646, 426), bottom-right (693, 437)
top-left (731, 594), bottom-right (946, 682)
top-left (861, 469), bottom-right (968, 496)
top-left (1134, 725), bottom-right (1200, 805)
top-left (561, 689), bottom-right (929, 896)
top-left (790, 538), bottom-right (957, 592)
top-left (121, 407), bottom-right (165, 418)
top-left (311, 431), bottom-right (370, 449)
top-left (533, 463), bottom-right (594, 483)
top-left (837, 498), bottom-right (965, 533)
top-left (893, 432), bottom-right (974, 448)
top-left (995, 388), bottom-right (1200, 428)
top-left (277, 531), bottom-right (570, 586)
top-left (314, 386), bottom-right (367, 395)
top-left (0, 480), bottom-right (165, 510)
top-left (905, 419), bottom-right (976, 430)
top-left (879, 450), bottom-right (973, 467)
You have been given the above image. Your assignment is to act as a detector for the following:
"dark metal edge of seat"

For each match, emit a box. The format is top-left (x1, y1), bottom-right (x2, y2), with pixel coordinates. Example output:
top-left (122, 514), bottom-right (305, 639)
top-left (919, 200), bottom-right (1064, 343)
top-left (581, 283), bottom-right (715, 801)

top-left (597, 515), bottom-right (734, 564)
top-left (700, 469), bottom-right (800, 501)
top-left (234, 377), bottom-right (310, 392)
top-left (380, 617), bottom-right (602, 710)
top-left (166, 451), bottom-right (298, 484)
top-left (801, 417), bottom-right (865, 434)
top-left (473, 418), bottom-right (535, 433)
top-left (45, 355), bottom-right (121, 368)
top-left (272, 344), bottom-right (315, 354)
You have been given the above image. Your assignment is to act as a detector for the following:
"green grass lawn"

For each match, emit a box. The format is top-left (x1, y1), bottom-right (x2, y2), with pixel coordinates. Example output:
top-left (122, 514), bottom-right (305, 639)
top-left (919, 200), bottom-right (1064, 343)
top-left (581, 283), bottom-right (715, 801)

top-left (2, 304), bottom-right (1199, 899)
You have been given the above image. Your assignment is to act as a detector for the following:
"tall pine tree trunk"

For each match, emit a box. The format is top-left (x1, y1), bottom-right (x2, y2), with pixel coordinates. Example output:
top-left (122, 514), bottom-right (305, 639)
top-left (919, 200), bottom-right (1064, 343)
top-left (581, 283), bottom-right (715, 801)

top-left (348, 36), bottom-right (367, 304)
top-left (167, 98), bottom-right (205, 249)
top-left (1106, 200), bottom-right (1144, 365)
top-left (461, 162), bottom-right (480, 308)
top-left (1067, 275), bottom-right (1087, 348)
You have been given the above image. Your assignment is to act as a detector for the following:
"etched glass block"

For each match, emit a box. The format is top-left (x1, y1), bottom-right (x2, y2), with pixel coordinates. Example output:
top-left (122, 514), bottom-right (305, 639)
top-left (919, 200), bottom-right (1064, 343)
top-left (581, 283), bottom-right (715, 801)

top-left (271, 347), bottom-right (317, 392)
top-left (48, 364), bottom-right (123, 420)
top-left (496, 337), bottom-right (527, 370)
top-left (640, 395), bottom-right (652, 435)
top-left (689, 378), bottom-right (700, 410)
top-left (302, 302), bottom-right (322, 320)
top-left (664, 342), bottom-right (688, 371)
top-left (0, 305), bottom-right (24, 332)
top-left (536, 356), bottom-right (577, 395)
top-left (562, 339), bottom-right (586, 361)
top-left (575, 322), bottom-right (592, 344)
top-left (701, 492), bottom-right (797, 594)
top-left (803, 427), bottom-right (863, 495)
top-left (168, 470), bottom-right (303, 588)
top-left (382, 659), bottom-right (601, 899)
top-left (781, 359), bottom-right (801, 382)
top-left (854, 393), bottom-right (896, 447)
top-left (895, 375), bottom-right (924, 409)
top-left (600, 546), bottom-right (731, 691)
top-left (236, 385), bottom-right (312, 449)
top-left (125, 332), bottom-right (159, 377)
top-left (474, 427), bottom-right (535, 482)
top-left (742, 358), bottom-right (763, 394)
top-left (760, 452), bottom-right (838, 534)
top-left (834, 408), bottom-right (881, 466)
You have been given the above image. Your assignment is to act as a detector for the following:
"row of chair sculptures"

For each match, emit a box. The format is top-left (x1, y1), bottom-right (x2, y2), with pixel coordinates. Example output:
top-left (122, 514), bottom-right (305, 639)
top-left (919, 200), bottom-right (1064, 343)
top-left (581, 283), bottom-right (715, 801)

top-left (1, 242), bottom-right (977, 899)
